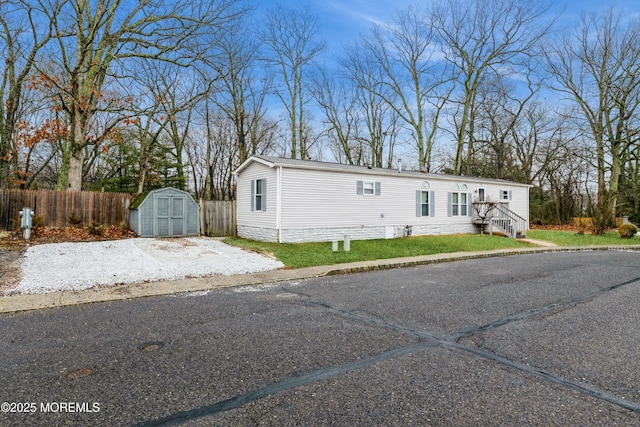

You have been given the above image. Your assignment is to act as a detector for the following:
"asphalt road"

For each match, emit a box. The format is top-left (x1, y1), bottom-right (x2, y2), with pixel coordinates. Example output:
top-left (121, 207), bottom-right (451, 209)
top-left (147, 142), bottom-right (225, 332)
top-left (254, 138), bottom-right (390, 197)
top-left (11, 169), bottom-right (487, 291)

top-left (1, 251), bottom-right (640, 426)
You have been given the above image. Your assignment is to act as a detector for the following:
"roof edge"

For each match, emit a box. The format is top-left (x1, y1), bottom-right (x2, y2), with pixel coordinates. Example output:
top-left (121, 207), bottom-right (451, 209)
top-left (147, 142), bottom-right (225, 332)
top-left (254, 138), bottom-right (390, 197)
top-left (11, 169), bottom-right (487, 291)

top-left (233, 156), bottom-right (275, 175)
top-left (234, 155), bottom-right (533, 187)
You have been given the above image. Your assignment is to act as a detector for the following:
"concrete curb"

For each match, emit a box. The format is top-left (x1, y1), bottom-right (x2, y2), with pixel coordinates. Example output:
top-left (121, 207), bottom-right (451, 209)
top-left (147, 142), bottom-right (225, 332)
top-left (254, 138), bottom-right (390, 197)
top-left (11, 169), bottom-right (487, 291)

top-left (1, 245), bottom-right (639, 315)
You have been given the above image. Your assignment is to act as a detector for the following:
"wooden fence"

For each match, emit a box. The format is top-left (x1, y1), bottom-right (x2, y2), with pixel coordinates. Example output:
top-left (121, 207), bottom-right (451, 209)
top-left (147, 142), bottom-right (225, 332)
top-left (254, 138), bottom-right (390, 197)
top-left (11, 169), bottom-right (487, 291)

top-left (0, 189), bottom-right (237, 236)
top-left (0, 189), bottom-right (133, 230)
top-left (201, 199), bottom-right (236, 237)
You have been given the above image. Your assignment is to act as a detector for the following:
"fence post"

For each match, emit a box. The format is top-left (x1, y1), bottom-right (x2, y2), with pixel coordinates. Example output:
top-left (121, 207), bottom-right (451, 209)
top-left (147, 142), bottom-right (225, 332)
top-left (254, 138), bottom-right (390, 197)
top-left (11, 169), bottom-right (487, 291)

top-left (199, 198), bottom-right (204, 236)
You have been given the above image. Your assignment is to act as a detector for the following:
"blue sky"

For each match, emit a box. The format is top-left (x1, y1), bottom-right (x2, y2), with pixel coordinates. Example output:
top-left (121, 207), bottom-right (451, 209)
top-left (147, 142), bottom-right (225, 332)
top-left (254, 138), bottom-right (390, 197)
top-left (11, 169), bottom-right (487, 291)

top-left (256, 0), bottom-right (640, 56)
top-left (252, 0), bottom-right (640, 164)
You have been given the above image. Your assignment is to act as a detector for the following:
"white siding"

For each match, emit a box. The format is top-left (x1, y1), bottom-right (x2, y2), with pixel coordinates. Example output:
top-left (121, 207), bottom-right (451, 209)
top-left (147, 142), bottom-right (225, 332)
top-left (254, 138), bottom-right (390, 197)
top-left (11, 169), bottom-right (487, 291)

top-left (279, 168), bottom-right (488, 229)
top-left (235, 157), bottom-right (530, 242)
top-left (236, 162), bottom-right (277, 230)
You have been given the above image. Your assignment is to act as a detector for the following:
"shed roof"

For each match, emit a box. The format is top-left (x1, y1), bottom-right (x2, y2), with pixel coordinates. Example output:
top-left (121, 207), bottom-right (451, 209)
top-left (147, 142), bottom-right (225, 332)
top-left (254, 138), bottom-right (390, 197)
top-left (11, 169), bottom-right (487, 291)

top-left (234, 155), bottom-right (532, 188)
top-left (129, 192), bottom-right (148, 210)
top-left (129, 187), bottom-right (197, 210)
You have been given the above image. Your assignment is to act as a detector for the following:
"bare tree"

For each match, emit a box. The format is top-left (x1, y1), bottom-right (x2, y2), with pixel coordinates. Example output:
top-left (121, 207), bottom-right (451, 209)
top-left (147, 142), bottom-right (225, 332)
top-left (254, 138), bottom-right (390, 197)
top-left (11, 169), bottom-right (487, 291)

top-left (0, 0), bottom-right (61, 188)
top-left (353, 83), bottom-right (400, 169)
top-left (351, 6), bottom-right (449, 170)
top-left (536, 141), bottom-right (591, 224)
top-left (544, 8), bottom-right (640, 227)
top-left (512, 102), bottom-right (578, 186)
top-left (37, 0), bottom-right (242, 190)
top-left (472, 75), bottom-right (539, 180)
top-left (311, 68), bottom-right (359, 165)
top-left (260, 5), bottom-right (325, 160)
top-left (209, 9), bottom-right (271, 165)
top-left (195, 104), bottom-right (276, 200)
top-left (430, 0), bottom-right (554, 175)
top-left (340, 42), bottom-right (403, 168)
top-left (472, 196), bottom-right (498, 234)
top-left (123, 61), bottom-right (210, 194)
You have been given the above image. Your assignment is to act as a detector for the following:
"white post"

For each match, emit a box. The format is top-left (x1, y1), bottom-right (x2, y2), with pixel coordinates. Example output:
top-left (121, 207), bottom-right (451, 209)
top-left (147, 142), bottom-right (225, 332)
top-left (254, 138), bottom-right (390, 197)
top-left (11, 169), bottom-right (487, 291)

top-left (332, 241), bottom-right (338, 251)
top-left (20, 208), bottom-right (34, 240)
top-left (344, 235), bottom-right (350, 252)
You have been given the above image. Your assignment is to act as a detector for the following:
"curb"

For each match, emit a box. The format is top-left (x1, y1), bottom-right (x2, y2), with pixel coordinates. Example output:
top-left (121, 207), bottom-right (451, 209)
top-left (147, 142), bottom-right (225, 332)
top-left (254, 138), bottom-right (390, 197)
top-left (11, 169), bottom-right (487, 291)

top-left (1, 245), bottom-right (639, 315)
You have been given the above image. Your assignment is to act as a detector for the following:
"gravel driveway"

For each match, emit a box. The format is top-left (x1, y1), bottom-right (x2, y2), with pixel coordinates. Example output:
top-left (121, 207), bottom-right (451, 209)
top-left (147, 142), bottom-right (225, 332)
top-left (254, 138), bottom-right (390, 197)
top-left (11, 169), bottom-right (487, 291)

top-left (9, 237), bottom-right (284, 295)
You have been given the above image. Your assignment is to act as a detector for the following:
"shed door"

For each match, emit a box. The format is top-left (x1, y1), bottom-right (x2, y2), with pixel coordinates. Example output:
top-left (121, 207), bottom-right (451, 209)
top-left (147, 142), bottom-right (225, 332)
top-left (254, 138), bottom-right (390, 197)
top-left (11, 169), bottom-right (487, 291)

top-left (155, 195), bottom-right (186, 237)
top-left (156, 197), bottom-right (171, 237)
top-left (171, 197), bottom-right (185, 236)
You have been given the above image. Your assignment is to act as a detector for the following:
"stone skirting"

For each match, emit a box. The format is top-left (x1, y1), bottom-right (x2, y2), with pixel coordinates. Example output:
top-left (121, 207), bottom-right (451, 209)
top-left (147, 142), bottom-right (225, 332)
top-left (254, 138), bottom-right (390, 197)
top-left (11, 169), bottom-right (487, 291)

top-left (238, 223), bottom-right (478, 243)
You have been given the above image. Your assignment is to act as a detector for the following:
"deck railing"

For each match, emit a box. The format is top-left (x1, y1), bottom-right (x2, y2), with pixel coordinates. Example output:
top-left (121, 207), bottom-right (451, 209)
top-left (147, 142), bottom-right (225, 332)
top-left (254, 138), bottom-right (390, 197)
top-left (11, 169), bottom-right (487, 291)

top-left (472, 202), bottom-right (527, 238)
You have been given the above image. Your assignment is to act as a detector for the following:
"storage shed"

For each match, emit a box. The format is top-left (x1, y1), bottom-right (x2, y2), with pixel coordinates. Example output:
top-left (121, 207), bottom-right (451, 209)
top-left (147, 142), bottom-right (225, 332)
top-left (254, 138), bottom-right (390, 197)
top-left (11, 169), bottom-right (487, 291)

top-left (129, 187), bottom-right (200, 237)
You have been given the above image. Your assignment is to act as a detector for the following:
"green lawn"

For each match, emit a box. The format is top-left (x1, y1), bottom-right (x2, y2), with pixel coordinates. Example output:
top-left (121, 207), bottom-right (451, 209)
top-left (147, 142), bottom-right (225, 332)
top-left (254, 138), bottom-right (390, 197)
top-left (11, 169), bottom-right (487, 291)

top-left (526, 229), bottom-right (640, 246)
top-left (225, 234), bottom-right (531, 269)
top-left (226, 230), bottom-right (640, 269)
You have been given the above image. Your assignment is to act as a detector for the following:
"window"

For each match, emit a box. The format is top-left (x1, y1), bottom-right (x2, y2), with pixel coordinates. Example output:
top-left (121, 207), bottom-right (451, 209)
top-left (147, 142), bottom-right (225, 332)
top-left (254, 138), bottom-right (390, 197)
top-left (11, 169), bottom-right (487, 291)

top-left (478, 188), bottom-right (485, 202)
top-left (357, 180), bottom-right (381, 196)
top-left (416, 190), bottom-right (435, 217)
top-left (251, 178), bottom-right (266, 212)
top-left (364, 181), bottom-right (374, 195)
top-left (500, 190), bottom-right (512, 201)
top-left (448, 191), bottom-right (470, 217)
top-left (255, 179), bottom-right (264, 210)
top-left (454, 192), bottom-right (467, 216)
top-left (448, 184), bottom-right (471, 217)
top-left (421, 191), bottom-right (429, 216)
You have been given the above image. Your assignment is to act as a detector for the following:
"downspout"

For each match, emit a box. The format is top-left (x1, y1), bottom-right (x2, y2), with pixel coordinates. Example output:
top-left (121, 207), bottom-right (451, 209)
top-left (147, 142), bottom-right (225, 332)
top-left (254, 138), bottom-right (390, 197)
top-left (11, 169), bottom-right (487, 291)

top-left (277, 165), bottom-right (282, 243)
top-left (525, 185), bottom-right (530, 235)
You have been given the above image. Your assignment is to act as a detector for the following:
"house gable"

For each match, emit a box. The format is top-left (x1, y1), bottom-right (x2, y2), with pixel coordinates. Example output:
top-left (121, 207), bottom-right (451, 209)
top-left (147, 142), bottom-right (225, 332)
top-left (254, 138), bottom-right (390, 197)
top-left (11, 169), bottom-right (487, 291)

top-left (235, 161), bottom-right (278, 240)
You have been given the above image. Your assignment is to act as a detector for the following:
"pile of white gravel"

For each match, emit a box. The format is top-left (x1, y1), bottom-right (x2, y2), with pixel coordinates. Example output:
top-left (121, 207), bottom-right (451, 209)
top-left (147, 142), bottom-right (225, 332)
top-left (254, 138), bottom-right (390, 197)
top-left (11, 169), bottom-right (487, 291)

top-left (14, 237), bottom-right (284, 295)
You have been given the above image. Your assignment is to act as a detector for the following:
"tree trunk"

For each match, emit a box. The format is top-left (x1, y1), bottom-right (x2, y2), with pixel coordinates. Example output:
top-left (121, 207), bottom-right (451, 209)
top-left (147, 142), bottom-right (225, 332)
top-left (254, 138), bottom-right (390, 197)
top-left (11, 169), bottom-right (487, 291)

top-left (56, 143), bottom-right (71, 190)
top-left (455, 89), bottom-right (473, 175)
top-left (67, 151), bottom-right (84, 190)
top-left (0, 128), bottom-right (9, 188)
top-left (609, 141), bottom-right (622, 225)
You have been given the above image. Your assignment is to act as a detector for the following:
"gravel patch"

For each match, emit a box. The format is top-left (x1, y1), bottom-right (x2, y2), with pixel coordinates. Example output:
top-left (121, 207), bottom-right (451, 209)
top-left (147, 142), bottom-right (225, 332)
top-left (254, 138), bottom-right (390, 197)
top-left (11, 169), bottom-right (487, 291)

top-left (12, 237), bottom-right (284, 294)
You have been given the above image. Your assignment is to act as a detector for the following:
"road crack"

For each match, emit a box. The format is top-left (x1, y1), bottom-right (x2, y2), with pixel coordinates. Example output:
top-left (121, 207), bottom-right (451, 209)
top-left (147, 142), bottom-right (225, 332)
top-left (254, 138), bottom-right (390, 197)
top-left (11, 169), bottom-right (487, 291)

top-left (137, 276), bottom-right (640, 425)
